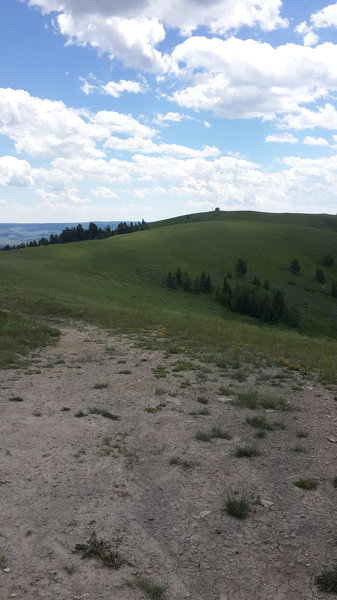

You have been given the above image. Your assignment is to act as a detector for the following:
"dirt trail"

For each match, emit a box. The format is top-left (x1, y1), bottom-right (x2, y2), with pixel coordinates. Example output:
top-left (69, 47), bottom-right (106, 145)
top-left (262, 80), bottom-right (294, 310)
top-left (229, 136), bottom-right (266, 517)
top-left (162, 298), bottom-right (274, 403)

top-left (1, 321), bottom-right (337, 599)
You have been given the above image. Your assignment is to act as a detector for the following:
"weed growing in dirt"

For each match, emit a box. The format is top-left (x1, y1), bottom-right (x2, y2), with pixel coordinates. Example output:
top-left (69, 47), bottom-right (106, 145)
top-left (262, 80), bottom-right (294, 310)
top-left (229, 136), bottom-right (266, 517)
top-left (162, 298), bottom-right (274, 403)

top-left (145, 403), bottom-right (166, 413)
top-left (294, 479), bottom-right (318, 490)
top-left (118, 369), bottom-right (132, 375)
top-left (9, 396), bottom-right (23, 402)
top-left (246, 416), bottom-right (286, 430)
top-left (152, 365), bottom-right (168, 378)
top-left (169, 456), bottom-right (199, 469)
top-left (189, 408), bottom-right (210, 416)
top-left (197, 396), bottom-right (208, 404)
top-left (196, 372), bottom-right (208, 382)
top-left (93, 383), bottom-right (109, 389)
top-left (73, 531), bottom-right (125, 569)
top-left (74, 410), bottom-right (86, 418)
top-left (231, 369), bottom-right (247, 382)
top-left (218, 386), bottom-right (232, 395)
top-left (155, 388), bottom-right (166, 396)
top-left (315, 566), bottom-right (337, 594)
top-left (235, 445), bottom-right (261, 458)
top-left (88, 407), bottom-right (120, 420)
top-left (172, 360), bottom-right (196, 372)
top-left (180, 380), bottom-right (192, 388)
top-left (61, 406), bottom-right (71, 412)
top-left (224, 495), bottom-right (250, 519)
top-left (196, 426), bottom-right (231, 441)
top-left (0, 554), bottom-right (7, 569)
top-left (133, 577), bottom-right (166, 599)
top-left (254, 430), bottom-right (266, 439)
top-left (25, 529), bottom-right (33, 537)
top-left (235, 387), bottom-right (290, 411)
top-left (73, 448), bottom-right (86, 461)
top-left (291, 444), bottom-right (307, 453)
top-left (296, 431), bottom-right (309, 438)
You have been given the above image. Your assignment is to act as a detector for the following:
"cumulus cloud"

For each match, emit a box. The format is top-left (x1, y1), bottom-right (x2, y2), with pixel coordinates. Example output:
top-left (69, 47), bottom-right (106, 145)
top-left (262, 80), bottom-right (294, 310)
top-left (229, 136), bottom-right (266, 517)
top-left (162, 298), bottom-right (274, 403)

top-left (0, 88), bottom-right (155, 161)
top-left (295, 22), bottom-right (319, 47)
top-left (0, 156), bottom-right (32, 186)
top-left (26, 0), bottom-right (287, 71)
top-left (104, 135), bottom-right (220, 158)
top-left (80, 76), bottom-right (145, 97)
top-left (311, 3), bottom-right (337, 29)
top-left (281, 103), bottom-right (337, 130)
top-left (91, 186), bottom-right (119, 198)
top-left (265, 133), bottom-right (298, 144)
top-left (303, 136), bottom-right (330, 146)
top-left (170, 38), bottom-right (337, 119)
top-left (154, 111), bottom-right (192, 124)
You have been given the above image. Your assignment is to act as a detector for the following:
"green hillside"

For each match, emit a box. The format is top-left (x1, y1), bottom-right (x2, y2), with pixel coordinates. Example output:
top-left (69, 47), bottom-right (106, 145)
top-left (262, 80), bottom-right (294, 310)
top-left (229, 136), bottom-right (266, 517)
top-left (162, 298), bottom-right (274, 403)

top-left (1, 210), bottom-right (337, 380)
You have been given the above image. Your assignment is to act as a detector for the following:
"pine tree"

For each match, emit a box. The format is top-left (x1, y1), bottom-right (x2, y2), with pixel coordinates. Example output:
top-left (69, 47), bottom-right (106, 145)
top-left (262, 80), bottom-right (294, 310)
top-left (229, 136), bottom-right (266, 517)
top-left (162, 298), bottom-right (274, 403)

top-left (235, 259), bottom-right (247, 276)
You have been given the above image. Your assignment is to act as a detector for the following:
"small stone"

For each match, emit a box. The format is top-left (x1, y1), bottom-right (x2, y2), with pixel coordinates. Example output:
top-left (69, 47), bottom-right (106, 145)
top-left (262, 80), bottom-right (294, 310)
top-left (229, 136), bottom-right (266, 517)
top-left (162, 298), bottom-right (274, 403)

top-left (4, 567), bottom-right (11, 573)
top-left (260, 499), bottom-right (274, 508)
top-left (218, 396), bottom-right (231, 403)
top-left (327, 436), bottom-right (337, 443)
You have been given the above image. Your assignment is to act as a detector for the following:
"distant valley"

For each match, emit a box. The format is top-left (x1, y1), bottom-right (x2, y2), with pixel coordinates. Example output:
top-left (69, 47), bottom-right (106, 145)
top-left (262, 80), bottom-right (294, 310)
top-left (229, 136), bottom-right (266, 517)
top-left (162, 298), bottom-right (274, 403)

top-left (0, 221), bottom-right (123, 246)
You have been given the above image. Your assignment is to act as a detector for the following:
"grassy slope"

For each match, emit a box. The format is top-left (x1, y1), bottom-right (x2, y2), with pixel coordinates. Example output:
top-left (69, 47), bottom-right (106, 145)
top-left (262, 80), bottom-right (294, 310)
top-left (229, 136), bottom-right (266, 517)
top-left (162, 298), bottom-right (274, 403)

top-left (1, 211), bottom-right (337, 379)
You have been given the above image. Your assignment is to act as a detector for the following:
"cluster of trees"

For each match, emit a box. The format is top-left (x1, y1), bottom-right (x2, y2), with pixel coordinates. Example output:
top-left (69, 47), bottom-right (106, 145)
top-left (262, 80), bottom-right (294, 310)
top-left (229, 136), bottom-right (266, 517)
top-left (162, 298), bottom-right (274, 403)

top-left (215, 277), bottom-right (300, 327)
top-left (289, 256), bottom-right (337, 299)
top-left (0, 220), bottom-right (148, 251)
top-left (165, 268), bottom-right (214, 294)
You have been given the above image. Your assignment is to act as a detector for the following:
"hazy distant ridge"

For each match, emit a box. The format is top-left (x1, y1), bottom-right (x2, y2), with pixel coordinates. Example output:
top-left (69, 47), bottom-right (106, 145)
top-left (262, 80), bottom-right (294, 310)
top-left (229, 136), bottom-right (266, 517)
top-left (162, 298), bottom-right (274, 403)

top-left (0, 221), bottom-right (125, 246)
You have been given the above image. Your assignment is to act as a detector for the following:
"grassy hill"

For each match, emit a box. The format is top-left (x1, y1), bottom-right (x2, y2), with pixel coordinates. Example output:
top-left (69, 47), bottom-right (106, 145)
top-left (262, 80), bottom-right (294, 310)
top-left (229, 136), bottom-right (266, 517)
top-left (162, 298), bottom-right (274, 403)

top-left (1, 210), bottom-right (337, 380)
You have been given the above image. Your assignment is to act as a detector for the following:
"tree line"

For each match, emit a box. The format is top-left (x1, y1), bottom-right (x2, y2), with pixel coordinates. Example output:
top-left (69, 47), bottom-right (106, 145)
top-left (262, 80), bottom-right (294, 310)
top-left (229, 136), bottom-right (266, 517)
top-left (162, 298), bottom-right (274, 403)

top-left (0, 220), bottom-right (148, 251)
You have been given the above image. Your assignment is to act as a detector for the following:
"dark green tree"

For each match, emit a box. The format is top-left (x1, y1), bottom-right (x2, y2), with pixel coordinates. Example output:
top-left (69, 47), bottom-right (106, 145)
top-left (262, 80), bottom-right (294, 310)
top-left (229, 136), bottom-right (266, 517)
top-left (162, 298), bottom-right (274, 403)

top-left (290, 258), bottom-right (301, 274)
top-left (235, 259), bottom-right (248, 276)
top-left (314, 268), bottom-right (326, 284)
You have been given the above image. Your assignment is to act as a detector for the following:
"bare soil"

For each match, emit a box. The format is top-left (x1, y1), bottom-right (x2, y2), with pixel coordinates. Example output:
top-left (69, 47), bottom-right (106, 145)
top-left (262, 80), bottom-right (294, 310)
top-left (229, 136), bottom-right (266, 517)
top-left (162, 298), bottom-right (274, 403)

top-left (1, 321), bottom-right (337, 600)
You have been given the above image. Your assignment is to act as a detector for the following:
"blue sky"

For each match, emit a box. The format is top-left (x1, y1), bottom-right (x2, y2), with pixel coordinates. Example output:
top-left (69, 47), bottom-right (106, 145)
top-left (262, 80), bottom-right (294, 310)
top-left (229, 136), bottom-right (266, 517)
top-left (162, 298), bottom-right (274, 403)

top-left (1, 1), bottom-right (337, 222)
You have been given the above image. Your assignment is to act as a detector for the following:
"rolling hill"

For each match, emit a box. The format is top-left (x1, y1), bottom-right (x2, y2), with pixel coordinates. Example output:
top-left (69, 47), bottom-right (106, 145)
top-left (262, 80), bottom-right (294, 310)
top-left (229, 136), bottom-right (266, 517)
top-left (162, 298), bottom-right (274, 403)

top-left (1, 210), bottom-right (337, 380)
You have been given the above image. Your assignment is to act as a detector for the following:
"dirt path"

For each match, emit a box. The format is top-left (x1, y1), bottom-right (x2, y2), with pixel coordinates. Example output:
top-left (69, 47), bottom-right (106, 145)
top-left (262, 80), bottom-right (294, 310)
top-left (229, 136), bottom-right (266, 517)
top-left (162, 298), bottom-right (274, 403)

top-left (1, 321), bottom-right (337, 600)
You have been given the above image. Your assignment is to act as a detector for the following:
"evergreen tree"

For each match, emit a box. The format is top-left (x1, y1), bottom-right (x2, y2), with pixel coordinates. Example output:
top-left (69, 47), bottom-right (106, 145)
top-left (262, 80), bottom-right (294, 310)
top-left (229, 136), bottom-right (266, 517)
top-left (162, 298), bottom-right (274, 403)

top-left (166, 272), bottom-right (177, 289)
top-left (235, 258), bottom-right (248, 276)
top-left (182, 271), bottom-right (192, 292)
top-left (290, 258), bottom-right (301, 274)
top-left (331, 281), bottom-right (337, 298)
top-left (314, 268), bottom-right (326, 284)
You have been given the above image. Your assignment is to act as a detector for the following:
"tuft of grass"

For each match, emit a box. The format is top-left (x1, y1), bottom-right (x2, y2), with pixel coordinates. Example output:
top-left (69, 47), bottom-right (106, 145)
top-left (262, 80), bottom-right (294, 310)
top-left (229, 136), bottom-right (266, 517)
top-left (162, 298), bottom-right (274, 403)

top-left (0, 554), bottom-right (7, 569)
top-left (152, 365), bottom-right (168, 379)
top-left (88, 407), bottom-right (120, 420)
top-left (93, 383), bottom-right (109, 389)
top-left (74, 410), bottom-right (86, 418)
top-left (118, 369), bottom-right (132, 375)
top-left (254, 430), bottom-right (266, 439)
top-left (294, 479), bottom-right (318, 490)
top-left (333, 477), bottom-right (337, 488)
top-left (61, 406), bottom-right (71, 412)
top-left (224, 495), bottom-right (250, 519)
top-left (169, 456), bottom-right (199, 469)
top-left (189, 408), bottom-right (210, 416)
top-left (172, 360), bottom-right (196, 372)
top-left (231, 369), bottom-right (247, 382)
top-left (246, 415), bottom-right (286, 431)
top-left (196, 426), bottom-right (231, 441)
top-left (9, 396), bottom-right (24, 402)
top-left (235, 445), bottom-right (261, 458)
top-left (145, 403), bottom-right (166, 413)
top-left (315, 566), bottom-right (337, 594)
top-left (291, 444), bottom-right (307, 453)
top-left (236, 387), bottom-right (290, 411)
top-left (197, 396), bottom-right (208, 404)
top-left (73, 531), bottom-right (124, 569)
top-left (134, 577), bottom-right (166, 599)
top-left (296, 431), bottom-right (309, 438)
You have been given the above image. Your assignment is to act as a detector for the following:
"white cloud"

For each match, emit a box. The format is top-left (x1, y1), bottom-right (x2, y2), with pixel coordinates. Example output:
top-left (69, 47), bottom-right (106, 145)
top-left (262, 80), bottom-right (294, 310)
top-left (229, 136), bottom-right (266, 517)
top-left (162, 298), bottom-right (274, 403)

top-left (103, 80), bottom-right (144, 98)
top-left (0, 156), bottom-right (32, 186)
top-left (281, 103), bottom-right (337, 130)
top-left (154, 111), bottom-right (192, 124)
top-left (303, 136), bottom-right (330, 146)
top-left (104, 135), bottom-right (220, 158)
top-left (265, 133), bottom-right (298, 144)
top-left (26, 0), bottom-right (287, 71)
top-left (295, 22), bottom-right (319, 47)
top-left (0, 88), bottom-right (155, 162)
top-left (170, 38), bottom-right (337, 119)
top-left (311, 3), bottom-right (337, 29)
top-left (91, 186), bottom-right (119, 198)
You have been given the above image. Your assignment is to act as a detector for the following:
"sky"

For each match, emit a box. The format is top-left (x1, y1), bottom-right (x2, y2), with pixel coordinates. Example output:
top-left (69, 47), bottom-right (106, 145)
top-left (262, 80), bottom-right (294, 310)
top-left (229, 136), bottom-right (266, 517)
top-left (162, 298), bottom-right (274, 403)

top-left (1, 1), bottom-right (337, 222)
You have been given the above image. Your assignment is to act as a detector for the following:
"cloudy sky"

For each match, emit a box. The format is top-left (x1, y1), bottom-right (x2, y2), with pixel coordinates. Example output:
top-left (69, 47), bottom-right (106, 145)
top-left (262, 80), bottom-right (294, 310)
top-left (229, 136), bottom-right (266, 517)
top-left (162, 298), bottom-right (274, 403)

top-left (1, 1), bottom-right (337, 222)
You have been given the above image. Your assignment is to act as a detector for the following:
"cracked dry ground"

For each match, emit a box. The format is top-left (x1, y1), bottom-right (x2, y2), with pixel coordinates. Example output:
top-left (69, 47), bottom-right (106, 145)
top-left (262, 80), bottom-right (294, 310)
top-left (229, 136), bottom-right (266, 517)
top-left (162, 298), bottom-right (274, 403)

top-left (1, 322), bottom-right (337, 600)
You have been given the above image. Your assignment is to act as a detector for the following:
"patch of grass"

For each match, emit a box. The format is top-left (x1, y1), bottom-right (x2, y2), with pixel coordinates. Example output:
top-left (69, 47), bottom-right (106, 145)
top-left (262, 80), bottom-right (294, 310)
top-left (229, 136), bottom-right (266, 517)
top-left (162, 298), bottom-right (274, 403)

top-left (169, 456), bottom-right (199, 469)
top-left (9, 396), bottom-right (24, 402)
top-left (254, 430), bottom-right (266, 439)
top-left (93, 383), bottom-right (109, 389)
top-left (218, 386), bottom-right (232, 395)
top-left (291, 444), bottom-right (307, 453)
top-left (333, 477), bottom-right (337, 488)
top-left (231, 369), bottom-right (247, 382)
top-left (73, 531), bottom-right (125, 569)
top-left (145, 403), bottom-right (166, 413)
top-left (180, 380), bottom-right (192, 388)
top-left (25, 529), bottom-right (33, 537)
top-left (152, 365), bottom-right (168, 379)
top-left (74, 447), bottom-right (86, 460)
top-left (296, 431), bottom-right (309, 438)
top-left (196, 426), bottom-right (231, 441)
top-left (246, 415), bottom-right (286, 430)
top-left (61, 406), bottom-right (71, 412)
top-left (32, 410), bottom-right (42, 417)
top-left (134, 577), bottom-right (166, 599)
top-left (190, 408), bottom-right (210, 416)
top-left (236, 387), bottom-right (290, 411)
top-left (235, 445), bottom-right (261, 458)
top-left (172, 360), bottom-right (197, 372)
top-left (118, 369), bottom-right (132, 374)
top-left (224, 495), bottom-right (250, 519)
top-left (155, 388), bottom-right (166, 396)
top-left (294, 479), bottom-right (318, 490)
top-left (315, 566), bottom-right (337, 594)
top-left (88, 407), bottom-right (120, 420)
top-left (196, 372), bottom-right (208, 382)
top-left (0, 554), bottom-right (7, 569)
top-left (74, 410), bottom-right (86, 418)
top-left (197, 396), bottom-right (208, 404)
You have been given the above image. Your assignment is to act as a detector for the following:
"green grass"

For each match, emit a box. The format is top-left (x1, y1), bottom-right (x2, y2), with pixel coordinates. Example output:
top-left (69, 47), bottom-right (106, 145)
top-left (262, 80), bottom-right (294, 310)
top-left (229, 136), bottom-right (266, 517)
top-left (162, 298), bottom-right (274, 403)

top-left (73, 531), bottom-right (124, 569)
top-left (315, 566), bottom-right (337, 593)
top-left (235, 445), bottom-right (261, 458)
top-left (294, 479), bottom-right (318, 490)
top-left (224, 495), bottom-right (250, 519)
top-left (246, 416), bottom-right (286, 430)
top-left (88, 407), bottom-right (120, 420)
top-left (196, 426), bottom-right (231, 442)
top-left (2, 212), bottom-right (337, 381)
top-left (9, 395), bottom-right (24, 402)
top-left (133, 577), bottom-right (166, 599)
top-left (235, 387), bottom-right (290, 410)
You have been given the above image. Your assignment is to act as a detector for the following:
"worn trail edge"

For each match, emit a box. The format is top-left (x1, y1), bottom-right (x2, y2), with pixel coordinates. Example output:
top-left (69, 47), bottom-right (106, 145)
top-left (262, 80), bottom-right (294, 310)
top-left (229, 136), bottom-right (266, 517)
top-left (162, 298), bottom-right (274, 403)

top-left (1, 321), bottom-right (337, 600)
